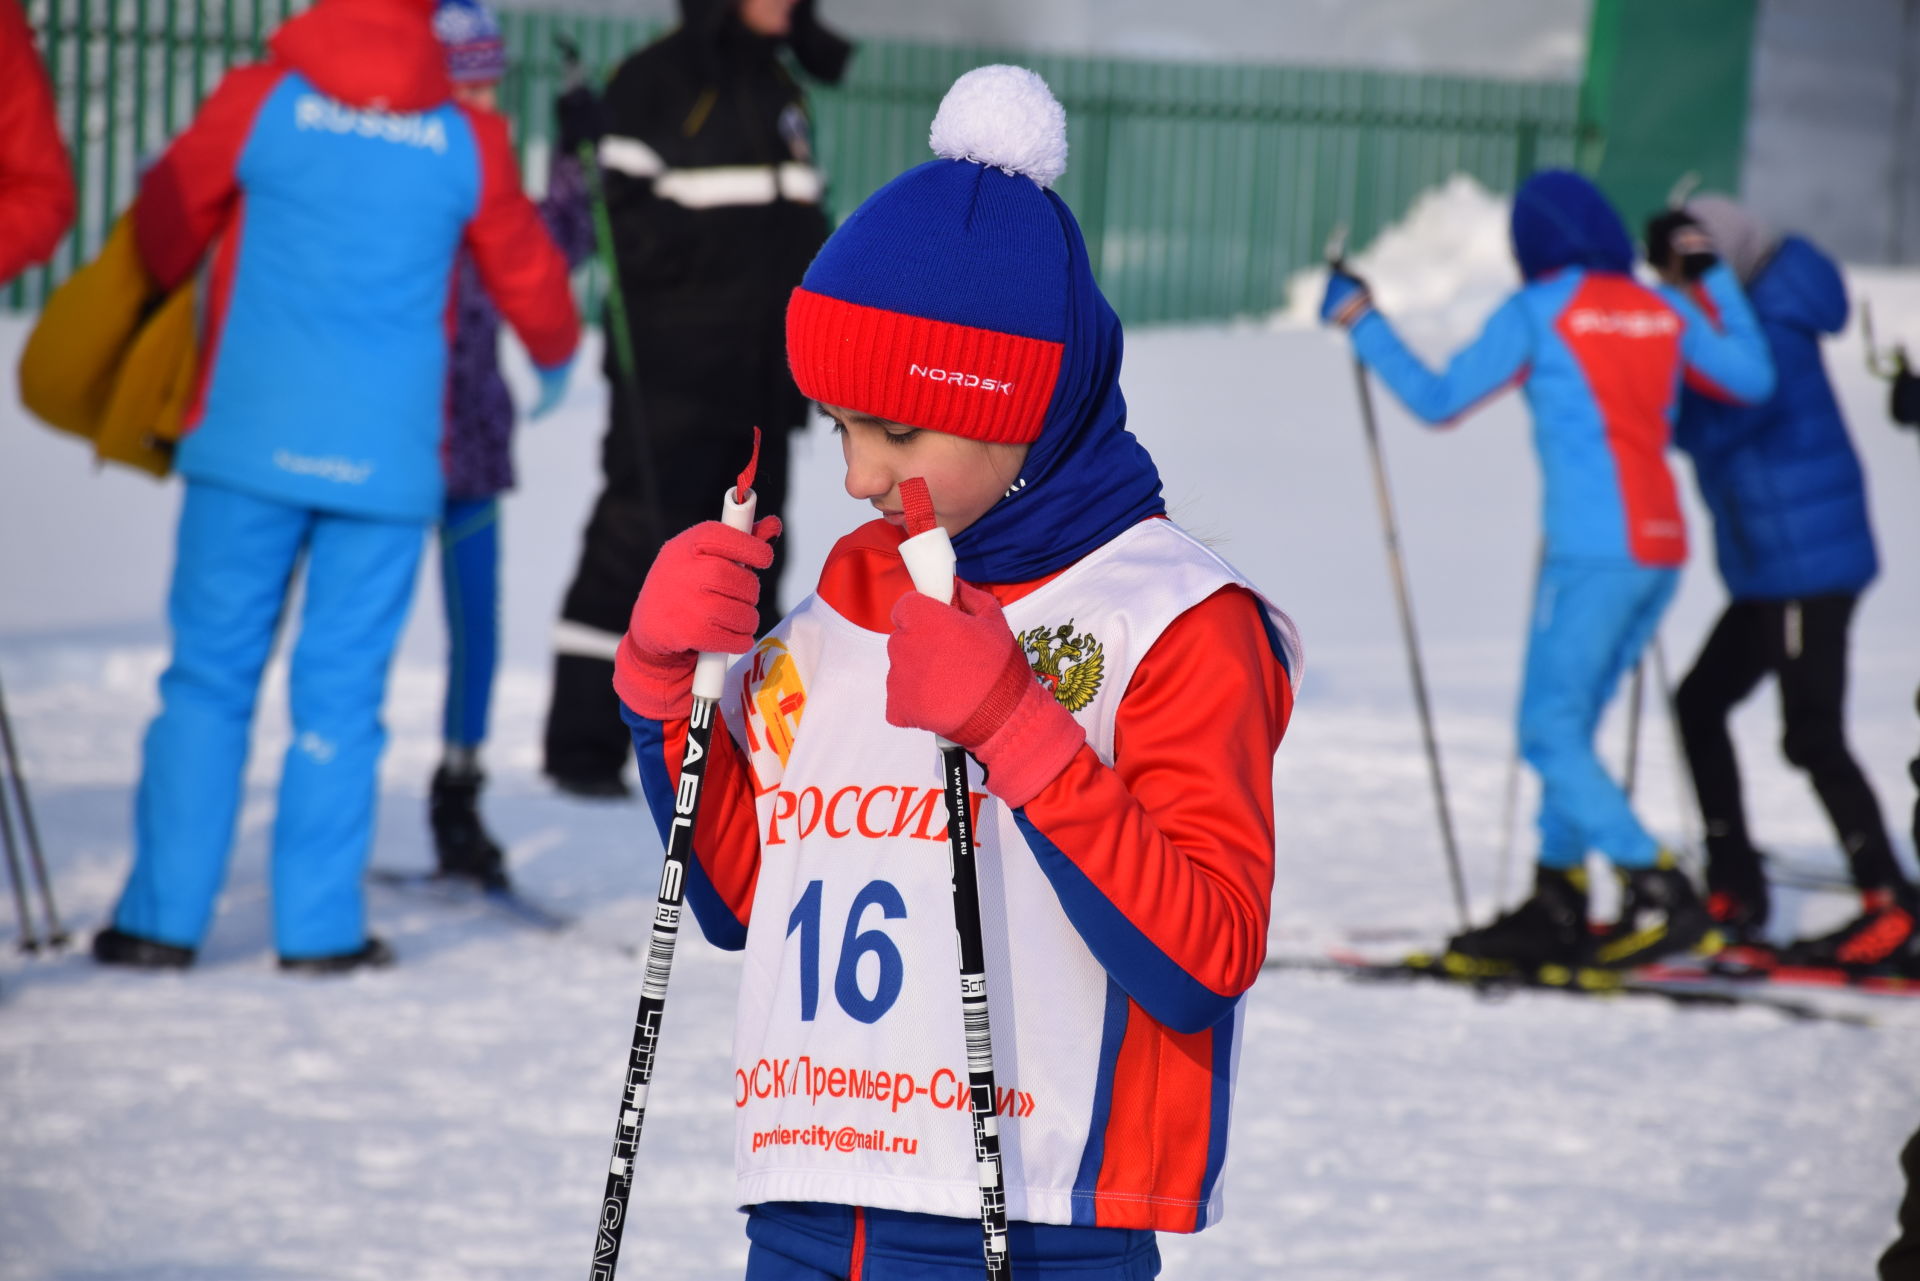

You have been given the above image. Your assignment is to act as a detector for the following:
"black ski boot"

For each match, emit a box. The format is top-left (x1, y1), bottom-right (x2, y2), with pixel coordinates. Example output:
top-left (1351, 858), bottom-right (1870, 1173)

top-left (1703, 836), bottom-right (1772, 948)
top-left (92, 926), bottom-right (195, 970)
top-left (279, 936), bottom-right (395, 975)
top-left (1780, 885), bottom-right (1920, 972)
top-left (1444, 864), bottom-right (1590, 974)
top-left (430, 763), bottom-right (508, 890)
top-left (1590, 853), bottom-right (1717, 969)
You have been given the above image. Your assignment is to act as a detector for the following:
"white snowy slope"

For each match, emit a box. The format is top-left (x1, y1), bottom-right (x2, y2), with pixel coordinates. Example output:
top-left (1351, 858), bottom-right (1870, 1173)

top-left (3, 178), bottom-right (1919, 1280)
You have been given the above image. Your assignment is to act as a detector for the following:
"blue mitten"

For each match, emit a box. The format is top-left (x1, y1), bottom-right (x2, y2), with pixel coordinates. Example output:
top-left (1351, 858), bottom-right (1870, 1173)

top-left (1320, 268), bottom-right (1374, 330)
top-left (528, 360), bottom-right (572, 421)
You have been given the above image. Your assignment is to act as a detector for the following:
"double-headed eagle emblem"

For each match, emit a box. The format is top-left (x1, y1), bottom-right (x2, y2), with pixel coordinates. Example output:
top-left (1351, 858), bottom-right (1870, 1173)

top-left (1014, 620), bottom-right (1105, 714)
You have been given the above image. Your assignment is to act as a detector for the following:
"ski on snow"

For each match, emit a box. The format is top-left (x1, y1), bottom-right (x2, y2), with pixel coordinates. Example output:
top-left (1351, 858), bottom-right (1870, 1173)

top-left (368, 868), bottom-right (574, 933)
top-left (1263, 948), bottom-right (1879, 1026)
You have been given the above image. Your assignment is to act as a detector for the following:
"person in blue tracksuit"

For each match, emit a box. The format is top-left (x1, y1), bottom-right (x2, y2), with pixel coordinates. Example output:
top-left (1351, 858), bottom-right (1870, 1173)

top-left (1320, 169), bottom-right (1775, 970)
top-left (1658, 195), bottom-right (1918, 971)
top-left (91, 0), bottom-right (580, 973)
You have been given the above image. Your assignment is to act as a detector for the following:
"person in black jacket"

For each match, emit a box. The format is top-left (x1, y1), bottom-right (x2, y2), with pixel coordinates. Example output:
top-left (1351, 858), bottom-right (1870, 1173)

top-left (543, 0), bottom-right (850, 796)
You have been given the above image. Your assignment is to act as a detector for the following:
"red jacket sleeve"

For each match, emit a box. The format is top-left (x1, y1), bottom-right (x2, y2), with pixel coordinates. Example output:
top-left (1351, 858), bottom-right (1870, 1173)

top-left (625, 702), bottom-right (765, 950)
top-left (458, 104), bottom-right (580, 370)
top-left (0, 0), bottom-right (76, 284)
top-left (132, 63), bottom-right (282, 289)
top-left (1012, 585), bottom-right (1294, 1033)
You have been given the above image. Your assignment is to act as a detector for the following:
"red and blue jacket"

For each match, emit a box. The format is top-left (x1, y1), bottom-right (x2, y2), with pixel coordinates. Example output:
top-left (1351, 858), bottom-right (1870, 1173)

top-left (623, 517), bottom-right (1294, 1231)
top-left (1349, 261), bottom-right (1774, 567)
top-left (131, 0), bottom-right (578, 523)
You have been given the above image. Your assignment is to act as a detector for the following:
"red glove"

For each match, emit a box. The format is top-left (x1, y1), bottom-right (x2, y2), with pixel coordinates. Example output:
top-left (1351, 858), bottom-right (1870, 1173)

top-left (613, 515), bottom-right (781, 720)
top-left (886, 581), bottom-right (1086, 807)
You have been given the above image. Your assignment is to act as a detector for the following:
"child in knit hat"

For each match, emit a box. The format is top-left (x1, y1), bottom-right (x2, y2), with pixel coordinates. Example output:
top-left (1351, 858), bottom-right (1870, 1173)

top-left (422, 0), bottom-right (595, 888)
top-left (611, 65), bottom-right (1300, 1278)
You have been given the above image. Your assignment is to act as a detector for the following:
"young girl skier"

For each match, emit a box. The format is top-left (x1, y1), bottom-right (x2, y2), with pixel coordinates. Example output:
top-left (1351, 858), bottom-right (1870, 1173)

top-left (425, 0), bottom-right (594, 888)
top-left (1319, 169), bottom-right (1776, 973)
top-left (610, 65), bottom-right (1300, 1280)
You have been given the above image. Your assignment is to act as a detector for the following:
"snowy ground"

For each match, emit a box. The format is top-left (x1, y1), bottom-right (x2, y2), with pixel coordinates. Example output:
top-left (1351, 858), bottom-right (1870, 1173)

top-left (4, 182), bottom-right (1920, 1279)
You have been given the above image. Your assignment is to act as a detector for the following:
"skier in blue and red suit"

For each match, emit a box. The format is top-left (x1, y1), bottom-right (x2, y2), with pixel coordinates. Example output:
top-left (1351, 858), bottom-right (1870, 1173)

top-left (92, 0), bottom-right (580, 973)
top-left (1321, 168), bottom-right (1775, 971)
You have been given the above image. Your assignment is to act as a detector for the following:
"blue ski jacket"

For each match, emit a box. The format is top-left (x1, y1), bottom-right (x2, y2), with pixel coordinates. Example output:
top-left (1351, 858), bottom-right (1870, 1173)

top-left (132, 0), bottom-right (579, 524)
top-left (1673, 234), bottom-right (1878, 600)
top-left (1346, 171), bottom-right (1775, 568)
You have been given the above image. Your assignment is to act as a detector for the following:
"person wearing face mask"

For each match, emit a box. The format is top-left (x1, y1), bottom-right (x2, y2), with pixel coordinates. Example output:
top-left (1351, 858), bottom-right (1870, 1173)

top-left (542, 0), bottom-right (852, 799)
top-left (1654, 195), bottom-right (1918, 972)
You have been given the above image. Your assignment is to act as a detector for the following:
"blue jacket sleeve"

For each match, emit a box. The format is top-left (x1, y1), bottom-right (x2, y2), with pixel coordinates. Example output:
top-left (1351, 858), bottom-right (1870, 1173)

top-left (1347, 293), bottom-right (1533, 425)
top-left (1661, 263), bottom-right (1776, 405)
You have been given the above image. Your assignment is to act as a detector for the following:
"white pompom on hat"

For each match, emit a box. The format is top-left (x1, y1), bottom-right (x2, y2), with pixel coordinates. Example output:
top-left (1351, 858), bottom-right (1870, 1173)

top-left (928, 64), bottom-right (1069, 189)
top-left (788, 64), bottom-right (1095, 445)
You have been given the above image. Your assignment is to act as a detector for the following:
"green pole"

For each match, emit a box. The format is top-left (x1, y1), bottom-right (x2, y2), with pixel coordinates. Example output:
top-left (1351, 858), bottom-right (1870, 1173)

top-left (104, 0), bottom-right (120, 222)
top-left (71, 0), bottom-right (89, 272)
top-left (162, 0), bottom-right (176, 136)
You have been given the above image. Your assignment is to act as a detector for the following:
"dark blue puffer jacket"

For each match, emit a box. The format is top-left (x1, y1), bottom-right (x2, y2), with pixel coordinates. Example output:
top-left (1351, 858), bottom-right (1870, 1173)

top-left (1674, 235), bottom-right (1877, 599)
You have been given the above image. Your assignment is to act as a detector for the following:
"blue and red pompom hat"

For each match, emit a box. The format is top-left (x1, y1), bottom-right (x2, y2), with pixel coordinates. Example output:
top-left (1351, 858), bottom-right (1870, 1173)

top-left (432, 0), bottom-right (506, 85)
top-left (787, 65), bottom-right (1164, 582)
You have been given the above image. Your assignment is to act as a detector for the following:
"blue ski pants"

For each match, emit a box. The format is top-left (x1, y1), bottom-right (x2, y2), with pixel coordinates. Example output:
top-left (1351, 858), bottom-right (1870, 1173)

top-left (115, 480), bottom-right (425, 957)
top-left (1520, 558), bottom-right (1678, 871)
top-left (744, 1202), bottom-right (1161, 1280)
top-left (438, 496), bottom-right (500, 750)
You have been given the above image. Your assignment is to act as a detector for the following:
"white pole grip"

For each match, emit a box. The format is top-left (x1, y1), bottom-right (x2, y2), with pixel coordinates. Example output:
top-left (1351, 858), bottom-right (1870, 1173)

top-left (898, 523), bottom-right (958, 748)
top-left (692, 485), bottom-right (758, 702)
top-left (899, 524), bottom-right (955, 603)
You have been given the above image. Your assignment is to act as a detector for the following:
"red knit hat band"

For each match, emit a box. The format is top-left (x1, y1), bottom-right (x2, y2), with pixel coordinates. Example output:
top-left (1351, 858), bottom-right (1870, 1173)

top-left (786, 288), bottom-right (1062, 445)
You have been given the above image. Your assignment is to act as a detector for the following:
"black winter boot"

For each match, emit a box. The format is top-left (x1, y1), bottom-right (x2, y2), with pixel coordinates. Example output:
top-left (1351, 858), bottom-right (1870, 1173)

top-left (430, 764), bottom-right (508, 890)
top-left (1590, 853), bottom-right (1717, 969)
top-left (1445, 865), bottom-right (1590, 970)
top-left (279, 936), bottom-right (395, 975)
top-left (1703, 836), bottom-right (1772, 947)
top-left (92, 926), bottom-right (195, 970)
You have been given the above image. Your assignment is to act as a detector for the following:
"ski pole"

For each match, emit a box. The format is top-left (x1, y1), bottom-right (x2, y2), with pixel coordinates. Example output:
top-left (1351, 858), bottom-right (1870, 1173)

top-left (587, 432), bottom-right (761, 1281)
top-left (1648, 636), bottom-right (1704, 880)
top-left (1622, 657), bottom-right (1645, 800)
top-left (1325, 231), bottom-right (1470, 931)
top-left (0, 752), bottom-right (40, 954)
top-left (0, 671), bottom-right (60, 951)
top-left (897, 476), bottom-right (1011, 1281)
top-left (1493, 539), bottom-right (1543, 910)
top-left (554, 34), bottom-right (667, 536)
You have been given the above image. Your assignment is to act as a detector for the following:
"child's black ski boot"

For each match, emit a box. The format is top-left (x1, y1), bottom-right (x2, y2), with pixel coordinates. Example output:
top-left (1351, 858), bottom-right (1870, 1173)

top-left (1590, 852), bottom-right (1717, 969)
top-left (1444, 864), bottom-right (1589, 974)
top-left (430, 763), bottom-right (508, 890)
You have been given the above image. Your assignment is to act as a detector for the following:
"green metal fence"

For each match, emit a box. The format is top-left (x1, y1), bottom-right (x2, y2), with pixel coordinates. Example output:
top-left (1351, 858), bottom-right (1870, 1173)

top-left (14, 0), bottom-right (1579, 324)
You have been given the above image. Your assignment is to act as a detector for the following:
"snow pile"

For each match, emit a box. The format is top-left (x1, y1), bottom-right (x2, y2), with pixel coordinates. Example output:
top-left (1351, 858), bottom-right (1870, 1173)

top-left (1274, 172), bottom-right (1518, 339)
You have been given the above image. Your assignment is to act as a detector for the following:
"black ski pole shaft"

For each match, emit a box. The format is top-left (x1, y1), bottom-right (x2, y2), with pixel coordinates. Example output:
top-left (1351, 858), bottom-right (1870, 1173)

top-left (1324, 227), bottom-right (1469, 930)
top-left (940, 741), bottom-right (1011, 1281)
top-left (1345, 349), bottom-right (1471, 931)
top-left (897, 477), bottom-right (1010, 1281)
top-left (1622, 657), bottom-right (1645, 800)
top-left (0, 672), bottom-right (63, 946)
top-left (588, 466), bottom-right (760, 1281)
top-left (0, 762), bottom-right (41, 953)
top-left (1649, 636), bottom-right (1704, 876)
top-left (1493, 539), bottom-right (1543, 910)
